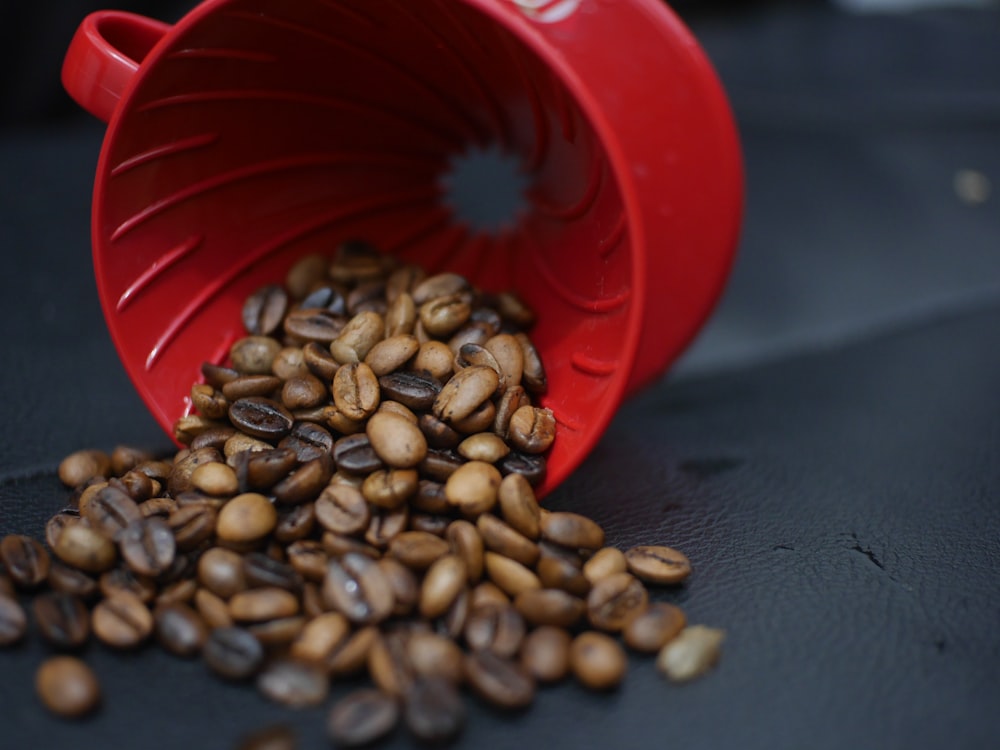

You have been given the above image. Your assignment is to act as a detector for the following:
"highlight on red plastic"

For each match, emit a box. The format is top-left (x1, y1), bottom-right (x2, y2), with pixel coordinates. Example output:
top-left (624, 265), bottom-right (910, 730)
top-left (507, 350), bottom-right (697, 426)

top-left (63, 0), bottom-right (743, 497)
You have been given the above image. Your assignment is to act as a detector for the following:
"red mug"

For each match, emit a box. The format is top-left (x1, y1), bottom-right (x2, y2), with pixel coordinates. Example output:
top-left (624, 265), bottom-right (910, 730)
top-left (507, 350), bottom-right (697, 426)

top-left (62, 0), bottom-right (742, 497)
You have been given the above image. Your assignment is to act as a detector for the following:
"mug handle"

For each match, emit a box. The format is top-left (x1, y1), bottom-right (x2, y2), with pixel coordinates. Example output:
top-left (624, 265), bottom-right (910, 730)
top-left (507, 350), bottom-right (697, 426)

top-left (62, 11), bottom-right (171, 124)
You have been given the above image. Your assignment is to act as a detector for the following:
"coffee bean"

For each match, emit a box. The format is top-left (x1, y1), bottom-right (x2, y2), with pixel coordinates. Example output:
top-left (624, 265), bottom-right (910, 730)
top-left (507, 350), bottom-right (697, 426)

top-left (81, 484), bottom-right (142, 541)
top-left (327, 625), bottom-right (378, 677)
top-left (93, 590), bottom-right (153, 648)
top-left (322, 532), bottom-right (380, 561)
top-left (365, 334), bottom-right (419, 376)
top-left (495, 474), bottom-right (541, 542)
top-left (47, 562), bottom-right (98, 600)
top-left (100, 566), bottom-right (156, 603)
top-left (330, 311), bottom-right (384, 363)
top-left (0, 594), bottom-right (28, 646)
top-left (236, 447), bottom-right (298, 491)
top-left (45, 511), bottom-right (82, 551)
top-left (190, 462), bottom-right (238, 496)
top-left (283, 308), bottom-right (346, 343)
top-left (278, 421), bottom-right (333, 463)
top-left (229, 587), bottom-right (299, 622)
top-left (168, 504), bottom-right (218, 551)
top-left (405, 631), bottom-right (464, 684)
top-left (507, 405), bottom-right (556, 454)
top-left (33, 592), bottom-right (90, 649)
top-left (419, 449), bottom-right (465, 482)
top-left (411, 479), bottom-right (449, 514)
top-left (438, 586), bottom-right (471, 641)
top-left (314, 484), bottom-right (370, 535)
top-left (275, 503), bottom-right (316, 543)
top-left (0, 535), bottom-right (50, 589)
top-left (222, 374), bottom-right (283, 402)
top-left (256, 660), bottom-right (328, 707)
top-left (194, 588), bottom-right (233, 629)
top-left (520, 625), bottom-right (572, 683)
top-left (412, 341), bottom-right (453, 381)
top-left (289, 611), bottom-right (350, 666)
top-left (586, 572), bottom-right (648, 632)
top-left (118, 469), bottom-right (158, 502)
top-left (190, 383), bottom-right (229, 420)
top-left (446, 520), bottom-right (484, 584)
top-left (625, 544), bottom-right (692, 585)
top-left (231, 335), bottom-right (281, 374)
top-left (364, 505), bottom-right (409, 549)
top-left (322, 553), bottom-right (394, 624)
top-left (464, 604), bottom-right (526, 658)
top-left (656, 625), bottom-right (725, 682)
top-left (120, 517), bottom-right (176, 578)
top-left (243, 552), bottom-right (303, 592)
top-left (204, 626), bottom-right (265, 680)
top-left (169, 447), bottom-right (223, 496)
top-left (229, 397), bottom-right (294, 440)
top-left (540, 511), bottom-right (605, 551)
top-left (156, 577), bottom-right (198, 607)
top-left (497, 451), bottom-right (547, 487)
top-left (362, 469), bottom-right (419, 510)
top-left (412, 273), bottom-right (472, 306)
top-left (368, 630), bottom-right (415, 697)
top-left (493, 385), bottom-right (529, 437)
top-left (285, 540), bottom-right (328, 582)
top-left (303, 341), bottom-right (340, 381)
top-left (420, 554), bottom-right (467, 619)
top-left (35, 656), bottom-right (101, 718)
top-left (301, 284), bottom-right (348, 315)
top-left (378, 371), bottom-right (440, 411)
top-left (570, 631), bottom-right (627, 690)
top-left (444, 461), bottom-right (500, 516)
top-left (469, 581), bottom-right (509, 611)
top-left (515, 333), bottom-right (546, 393)
top-left (623, 602), bottom-right (687, 653)
top-left (216, 493), bottom-right (277, 543)
top-left (235, 724), bottom-right (298, 750)
top-left (272, 453), bottom-right (334, 505)
top-left (583, 546), bottom-right (628, 583)
top-left (464, 650), bottom-right (535, 709)
top-left (409, 512), bottom-right (450, 538)
top-left (280, 374), bottom-right (327, 411)
top-left (201, 362), bottom-right (240, 389)
top-left (457, 432), bottom-right (510, 463)
top-left (454, 343), bottom-right (504, 386)
top-left (327, 688), bottom-right (400, 747)
top-left (366, 411), bottom-right (427, 469)
top-left (484, 334), bottom-right (524, 389)
top-left (404, 677), bottom-right (465, 743)
top-left (432, 366), bottom-right (498, 424)
top-left (449, 398), bottom-right (497, 435)
top-left (243, 284), bottom-right (289, 336)
top-left (58, 449), bottom-right (111, 488)
top-left (385, 290), bottom-right (417, 336)
top-left (377, 558), bottom-right (420, 617)
top-left (53, 524), bottom-right (116, 573)
top-left (484, 552), bottom-right (540, 597)
top-left (286, 253), bottom-right (329, 299)
top-left (154, 602), bottom-right (207, 657)
top-left (175, 414), bottom-right (221, 448)
top-left (138, 497), bottom-right (176, 520)
top-left (514, 588), bottom-right (586, 628)
top-left (420, 293), bottom-right (472, 338)
top-left (476, 514), bottom-right (539, 567)
top-left (333, 433), bottom-right (384, 476)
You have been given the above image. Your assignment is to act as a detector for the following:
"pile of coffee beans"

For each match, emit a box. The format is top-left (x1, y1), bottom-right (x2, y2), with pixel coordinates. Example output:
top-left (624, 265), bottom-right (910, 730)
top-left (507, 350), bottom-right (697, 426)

top-left (0, 240), bottom-right (722, 746)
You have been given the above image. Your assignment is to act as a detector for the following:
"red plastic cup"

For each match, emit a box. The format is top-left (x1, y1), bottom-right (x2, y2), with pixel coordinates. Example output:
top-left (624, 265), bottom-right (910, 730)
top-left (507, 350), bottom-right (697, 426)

top-left (62, 0), bottom-right (742, 497)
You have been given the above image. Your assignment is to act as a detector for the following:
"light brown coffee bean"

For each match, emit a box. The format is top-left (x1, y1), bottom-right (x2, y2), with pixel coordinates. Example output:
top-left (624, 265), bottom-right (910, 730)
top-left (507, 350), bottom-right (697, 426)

top-left (361, 468), bottom-right (418, 511)
top-left (366, 411), bottom-right (428, 470)
top-left (464, 650), bottom-right (535, 709)
top-left (225, 433), bottom-right (274, 461)
top-left (283, 308), bottom-right (346, 344)
top-left (623, 602), bottom-right (687, 653)
top-left (280, 374), bottom-right (328, 411)
top-left (81, 485), bottom-right (142, 541)
top-left (515, 332), bottom-right (547, 393)
top-left (493, 385), bottom-right (530, 437)
top-left (420, 555), bottom-right (467, 619)
top-left (412, 272), bottom-right (471, 305)
top-left (656, 625), bottom-right (725, 682)
top-left (53, 524), bottom-right (117, 573)
top-left (154, 602), bottom-right (208, 657)
top-left (120, 517), bottom-right (176, 578)
top-left (303, 341), bottom-right (340, 381)
top-left (476, 514), bottom-right (539, 567)
top-left (167, 504), bottom-right (217, 551)
top-left (412, 340), bottom-right (453, 380)
top-left (384, 291), bottom-right (417, 337)
top-left (496, 473), bottom-right (541, 541)
top-left (586, 572), bottom-right (648, 632)
top-left (257, 660), bottom-right (329, 707)
top-left (285, 540), bottom-right (328, 582)
top-left (377, 557), bottom-right (420, 617)
top-left (368, 631), bottom-right (415, 698)
top-left (444, 461), bottom-right (501, 516)
top-left (583, 547), bottom-right (628, 583)
top-left (536, 556), bottom-right (590, 597)
top-left (464, 604), bottom-right (525, 658)
top-left (155, 578), bottom-right (198, 607)
top-left (195, 588), bottom-right (234, 629)
top-left (432, 366), bottom-right (498, 424)
top-left (243, 284), bottom-right (288, 336)
top-left (222, 374), bottom-right (283, 402)
top-left (439, 587), bottom-right (471, 640)
top-left (0, 594), bottom-right (27, 646)
top-left (1, 534), bottom-right (51, 589)
top-left (446, 520), bottom-right (484, 584)
top-left (286, 253), bottom-right (329, 299)
top-left (420, 293), bottom-right (472, 338)
top-left (328, 625), bottom-right (378, 677)
top-left (197, 547), bottom-right (247, 598)
top-left (457, 433), bottom-right (509, 463)
top-left (191, 383), bottom-right (229, 420)
top-left (406, 631), bottom-right (465, 684)
top-left (289, 611), bottom-right (350, 666)
top-left (625, 545), bottom-right (692, 585)
top-left (229, 587), bottom-right (300, 622)
top-left (469, 581), bottom-right (509, 611)
top-left (365, 505), bottom-right (409, 549)
top-left (520, 625), bottom-right (572, 683)
top-left (231, 335), bottom-right (282, 375)
top-left (323, 553), bottom-right (394, 624)
top-left (273, 346), bottom-right (309, 380)
top-left (570, 631), bottom-right (627, 690)
top-left (92, 591), bottom-right (153, 648)
top-left (330, 311), bottom-right (384, 364)
top-left (35, 656), bottom-right (101, 718)
top-left (45, 512), bottom-right (82, 551)
top-left (484, 552), bottom-right (541, 597)
top-left (364, 334), bottom-right (419, 376)
top-left (100, 567), bottom-right (156, 604)
top-left (58, 449), bottom-right (111, 488)
top-left (484, 334), bottom-right (524, 389)
top-left (216, 493), bottom-right (277, 543)
top-left (322, 532), bottom-right (380, 560)
top-left (327, 688), bottom-right (400, 748)
top-left (332, 362), bottom-right (380, 421)
top-left (314, 484), bottom-right (370, 535)
top-left (448, 399), bottom-right (497, 435)
top-left (506, 406), bottom-right (556, 454)
top-left (514, 588), bottom-right (586, 628)
top-left (46, 563), bottom-right (98, 601)
top-left (388, 531), bottom-right (450, 570)
top-left (540, 511), bottom-right (605, 550)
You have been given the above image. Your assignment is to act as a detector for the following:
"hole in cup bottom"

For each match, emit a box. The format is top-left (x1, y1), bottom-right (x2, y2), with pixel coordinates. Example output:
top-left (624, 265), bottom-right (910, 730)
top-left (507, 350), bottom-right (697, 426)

top-left (440, 145), bottom-right (528, 234)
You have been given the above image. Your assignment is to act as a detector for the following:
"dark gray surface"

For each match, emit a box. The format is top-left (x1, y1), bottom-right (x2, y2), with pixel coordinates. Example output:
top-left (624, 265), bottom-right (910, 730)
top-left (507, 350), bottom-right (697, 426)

top-left (1, 4), bottom-right (999, 749)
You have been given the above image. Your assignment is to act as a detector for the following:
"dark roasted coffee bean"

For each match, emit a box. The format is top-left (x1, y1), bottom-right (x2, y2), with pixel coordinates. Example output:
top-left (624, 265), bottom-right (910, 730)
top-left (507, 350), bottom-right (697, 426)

top-left (138, 497), bottom-right (176, 519)
top-left (35, 656), bottom-right (101, 718)
top-left (235, 447), bottom-right (298, 491)
top-left (514, 588), bottom-right (586, 628)
top-left (243, 284), bottom-right (289, 336)
top-left (234, 724), bottom-right (298, 750)
top-left (498, 451), bottom-right (546, 487)
top-left (348, 280), bottom-right (388, 316)
top-left (301, 284), bottom-right (348, 315)
top-left (284, 308), bottom-right (346, 343)
top-left (541, 511), bottom-right (605, 551)
top-left (302, 341), bottom-right (339, 381)
top-left (229, 397), bottom-right (294, 440)
top-left (623, 602), bottom-right (687, 653)
top-left (464, 650), bottom-right (535, 709)
top-left (117, 469), bottom-right (157, 502)
top-left (92, 591), bottom-right (153, 648)
top-left (58, 449), bottom-right (111, 488)
top-left (278, 421), bottom-right (333, 463)
top-left (409, 512), bottom-right (450, 537)
top-left (100, 567), bottom-right (156, 603)
top-left (418, 412), bottom-right (462, 449)
top-left (586, 572), bottom-right (648, 632)
top-left (0, 594), bottom-right (27, 646)
top-left (45, 511), bottom-right (82, 551)
top-left (322, 553), bottom-right (394, 624)
top-left (419, 449), bottom-right (465, 483)
top-left (333, 433), bottom-right (384, 476)
top-left (476, 514), bottom-right (539, 567)
top-left (273, 453), bottom-right (334, 505)
top-left (256, 660), bottom-right (328, 707)
top-left (47, 562), bottom-right (98, 600)
top-left (154, 602), bottom-right (207, 657)
top-left (1, 534), bottom-right (51, 588)
top-left (411, 480), bottom-right (449, 514)
top-left (168, 447), bottom-right (223, 496)
top-left (388, 531), bottom-right (450, 570)
top-left (377, 371), bottom-right (441, 411)
top-left (243, 552), bottom-right (303, 593)
top-left (520, 625), bottom-right (572, 683)
top-left (33, 593), bottom-right (90, 649)
top-left (464, 604), bottom-right (525, 658)
top-left (332, 239), bottom-right (386, 282)
top-left (327, 688), bottom-right (400, 747)
top-left (404, 677), bottom-right (465, 743)
top-left (507, 405), bottom-right (556, 454)
top-left (624, 544), bottom-right (692, 585)
top-left (275, 503), bottom-right (316, 543)
top-left (570, 631), bottom-right (627, 690)
top-left (201, 362), bottom-right (240, 389)
top-left (222, 374), bottom-right (283, 401)
top-left (364, 505), bottom-right (409, 549)
top-left (190, 426), bottom-right (238, 452)
top-left (81, 485), bottom-right (141, 541)
top-left (168, 504), bottom-right (218, 551)
top-left (120, 517), bottom-right (176, 577)
top-left (204, 626), bottom-right (265, 680)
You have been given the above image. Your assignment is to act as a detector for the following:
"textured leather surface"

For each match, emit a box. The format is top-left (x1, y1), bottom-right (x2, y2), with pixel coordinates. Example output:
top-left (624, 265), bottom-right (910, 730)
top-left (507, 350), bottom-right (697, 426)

top-left (1, 4), bottom-right (999, 749)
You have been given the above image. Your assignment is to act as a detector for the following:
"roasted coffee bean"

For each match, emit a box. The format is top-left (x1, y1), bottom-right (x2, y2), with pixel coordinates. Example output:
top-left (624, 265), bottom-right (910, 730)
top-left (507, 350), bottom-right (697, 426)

top-left (323, 553), bottom-right (394, 624)
top-left (656, 625), bottom-right (724, 682)
top-left (484, 333), bottom-right (524, 388)
top-left (108, 445), bottom-right (152, 476)
top-left (231, 335), bottom-right (282, 374)
top-left (366, 412), bottom-right (427, 470)
top-left (623, 602), bottom-right (687, 653)
top-left (225, 433), bottom-right (274, 459)
top-left (176, 414), bottom-right (220, 447)
top-left (33, 592), bottom-right (90, 649)
top-left (362, 469), bottom-right (419, 510)
top-left (625, 544), bottom-right (692, 585)
top-left (100, 567), bottom-right (156, 604)
top-left (52, 524), bottom-right (116, 574)
top-left (368, 630), bottom-right (415, 697)
top-left (229, 587), bottom-right (299, 622)
top-left (411, 272), bottom-right (471, 305)
top-left (117, 469), bottom-right (157, 502)
top-left (195, 588), bottom-right (233, 629)
top-left (327, 625), bottom-right (379, 677)
top-left (454, 343), bottom-right (503, 384)
top-left (204, 626), bottom-right (265, 680)
top-left (586, 572), bottom-right (648, 632)
top-left (35, 656), bottom-right (101, 718)
top-left (418, 413), bottom-right (462, 449)
top-left (410, 480), bottom-right (448, 514)
top-left (507, 405), bottom-right (556, 454)
top-left (377, 558), bottom-right (420, 617)
top-left (333, 433), bottom-right (384, 476)
top-left (420, 554), bottom-right (467, 619)
top-left (229, 397), bottom-right (295, 440)
top-left (493, 385), bottom-right (530, 437)
top-left (364, 506), bottom-right (408, 550)
top-left (405, 630), bottom-right (464, 684)
top-left (446, 321), bottom-right (492, 354)
top-left (283, 308), bottom-right (346, 343)
top-left (0, 570), bottom-right (13, 598)
top-left (0, 594), bottom-right (27, 646)
top-left (45, 511), bottom-right (82, 551)
top-left (190, 383), bottom-right (230, 420)
top-left (272, 454), bottom-right (334, 505)
top-left (315, 484), bottom-right (370, 535)
top-left (47, 562), bottom-right (98, 600)
top-left (222, 374), bottom-right (283, 402)
top-left (330, 311), bottom-right (384, 363)
top-left (191, 426), bottom-right (238, 452)
top-left (280, 374), bottom-right (327, 411)
top-left (201, 362), bottom-right (240, 389)
top-left (520, 625), bottom-right (572, 683)
top-left (154, 602), bottom-right (207, 657)
top-left (420, 293), bottom-right (472, 338)
top-left (540, 511), bottom-right (605, 551)
top-left (286, 253), bottom-right (329, 299)
top-left (384, 293), bottom-right (417, 338)
top-left (275, 503), bottom-right (316, 543)
top-left (138, 496), bottom-right (176, 519)
top-left (216, 493), bottom-right (277, 543)
top-left (257, 660), bottom-right (328, 707)
top-left (0, 536), bottom-right (51, 589)
top-left (496, 473), bottom-right (541, 540)
top-left (449, 398), bottom-right (497, 435)
top-left (243, 284), bottom-right (289, 336)
top-left (168, 504), bottom-right (217, 551)
top-left (289, 610), bottom-right (349, 666)
top-left (438, 587), bottom-right (471, 641)
top-left (120, 517), bottom-right (176, 577)
top-left (302, 283), bottom-right (348, 315)
top-left (457, 432), bottom-right (510, 463)
top-left (190, 461), bottom-right (238, 496)
top-left (484, 552), bottom-right (540, 597)
top-left (412, 340), bottom-right (453, 380)
top-left (445, 520), bottom-right (484, 584)
top-left (93, 590), bottom-right (153, 648)
top-left (284, 540), bottom-right (328, 582)
top-left (248, 615), bottom-right (307, 646)
top-left (168, 447), bottom-right (223, 496)
top-left (432, 366), bottom-right (498, 424)
top-left (514, 588), bottom-right (586, 628)
top-left (236, 448), bottom-right (298, 491)
top-left (469, 581), bottom-right (509, 611)
top-left (332, 362), bottom-right (380, 421)
top-left (583, 546), bottom-right (628, 583)
top-left (387, 531), bottom-right (450, 570)
top-left (404, 677), bottom-right (465, 743)
top-left (477, 514), bottom-right (539, 567)
top-left (274, 346), bottom-right (310, 380)
top-left (278, 421), bottom-right (333, 463)
top-left (571, 631), bottom-right (627, 690)
top-left (243, 552), bottom-right (303, 592)
top-left (302, 341), bottom-right (339, 381)
top-left (322, 532), bottom-right (380, 560)
top-left (156, 578), bottom-right (198, 607)
top-left (419, 449), bottom-right (465, 483)
top-left (327, 688), bottom-right (400, 747)
top-left (81, 484), bottom-right (141, 541)
top-left (464, 650), bottom-right (535, 710)
top-left (235, 724), bottom-right (298, 750)
top-left (464, 604), bottom-right (526, 658)
top-left (515, 332), bottom-right (546, 393)
top-left (364, 334), bottom-right (419, 376)
top-left (409, 512), bottom-right (450, 537)
top-left (444, 461), bottom-right (500, 516)
top-left (58, 449), bottom-right (111, 488)
top-left (497, 451), bottom-right (546, 487)
top-left (377, 371), bottom-right (441, 411)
